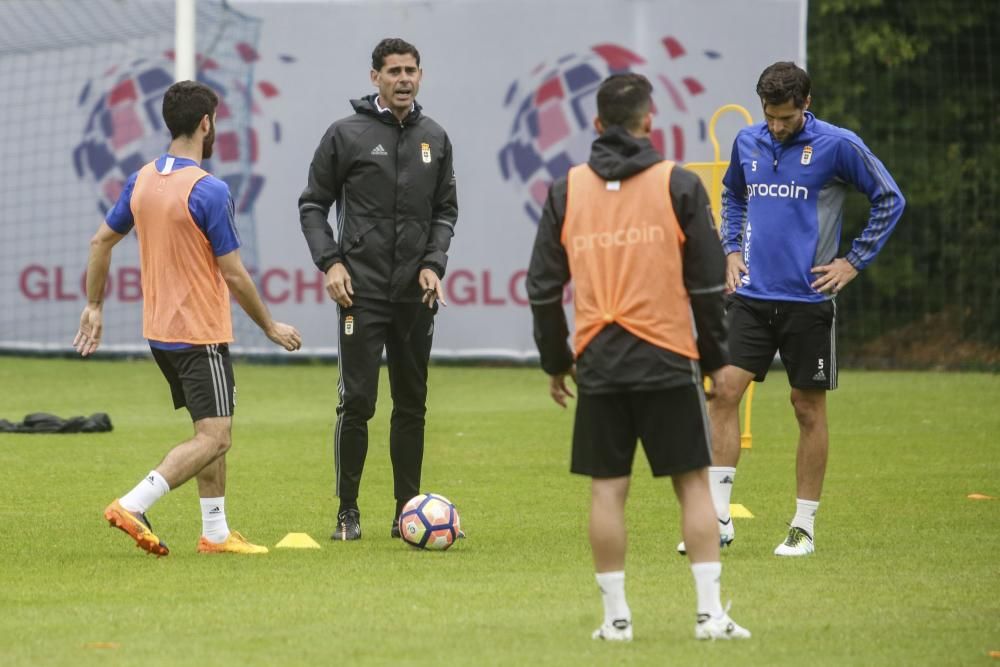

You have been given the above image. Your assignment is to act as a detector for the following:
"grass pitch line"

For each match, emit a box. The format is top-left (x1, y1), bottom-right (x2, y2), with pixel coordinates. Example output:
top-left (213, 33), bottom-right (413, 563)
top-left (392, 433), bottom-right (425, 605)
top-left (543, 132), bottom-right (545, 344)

top-left (730, 504), bottom-right (754, 518)
top-left (275, 533), bottom-right (321, 549)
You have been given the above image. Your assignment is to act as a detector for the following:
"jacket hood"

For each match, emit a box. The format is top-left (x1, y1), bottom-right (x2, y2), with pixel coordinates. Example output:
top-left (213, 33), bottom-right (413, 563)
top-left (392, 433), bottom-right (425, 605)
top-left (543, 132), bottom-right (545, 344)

top-left (587, 125), bottom-right (663, 181)
top-left (351, 94), bottom-right (423, 125)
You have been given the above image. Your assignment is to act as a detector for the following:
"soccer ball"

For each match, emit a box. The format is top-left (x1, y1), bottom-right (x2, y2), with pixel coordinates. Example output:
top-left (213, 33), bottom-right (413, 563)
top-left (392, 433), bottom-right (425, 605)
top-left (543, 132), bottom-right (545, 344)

top-left (398, 493), bottom-right (461, 551)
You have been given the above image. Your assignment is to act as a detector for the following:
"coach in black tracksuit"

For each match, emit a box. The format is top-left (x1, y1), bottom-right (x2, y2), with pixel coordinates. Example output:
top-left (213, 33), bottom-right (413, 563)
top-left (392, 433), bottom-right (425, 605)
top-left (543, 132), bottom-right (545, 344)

top-left (299, 38), bottom-right (457, 541)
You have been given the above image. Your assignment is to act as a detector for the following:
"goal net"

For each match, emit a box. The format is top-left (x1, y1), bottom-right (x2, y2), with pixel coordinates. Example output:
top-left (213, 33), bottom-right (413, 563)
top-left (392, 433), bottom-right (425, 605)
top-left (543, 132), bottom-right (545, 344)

top-left (0, 0), bottom-right (267, 352)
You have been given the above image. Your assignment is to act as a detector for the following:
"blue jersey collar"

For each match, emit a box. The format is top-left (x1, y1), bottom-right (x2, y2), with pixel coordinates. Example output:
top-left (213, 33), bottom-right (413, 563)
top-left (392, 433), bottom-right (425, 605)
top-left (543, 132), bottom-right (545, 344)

top-left (155, 153), bottom-right (200, 174)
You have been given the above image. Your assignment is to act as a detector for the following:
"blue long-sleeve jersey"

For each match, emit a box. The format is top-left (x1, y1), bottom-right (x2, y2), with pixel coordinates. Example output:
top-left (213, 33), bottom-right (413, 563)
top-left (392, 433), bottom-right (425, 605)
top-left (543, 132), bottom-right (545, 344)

top-left (720, 111), bottom-right (905, 302)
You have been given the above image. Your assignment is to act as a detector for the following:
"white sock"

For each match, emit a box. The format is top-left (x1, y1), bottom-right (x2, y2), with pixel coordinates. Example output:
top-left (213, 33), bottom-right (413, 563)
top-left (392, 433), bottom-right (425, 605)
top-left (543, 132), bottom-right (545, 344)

top-left (119, 470), bottom-right (170, 513)
top-left (708, 466), bottom-right (736, 520)
top-left (791, 498), bottom-right (819, 537)
top-left (200, 497), bottom-right (230, 544)
top-left (691, 562), bottom-right (724, 618)
top-left (595, 571), bottom-right (631, 626)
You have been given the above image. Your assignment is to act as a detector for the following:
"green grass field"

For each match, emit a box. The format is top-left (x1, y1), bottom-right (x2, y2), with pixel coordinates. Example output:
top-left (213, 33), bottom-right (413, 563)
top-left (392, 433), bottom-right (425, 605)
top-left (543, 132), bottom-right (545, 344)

top-left (0, 357), bottom-right (997, 666)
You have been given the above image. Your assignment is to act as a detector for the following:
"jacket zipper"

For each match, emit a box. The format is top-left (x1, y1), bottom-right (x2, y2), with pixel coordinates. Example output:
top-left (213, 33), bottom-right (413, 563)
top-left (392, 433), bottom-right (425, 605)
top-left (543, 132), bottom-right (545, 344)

top-left (391, 118), bottom-right (404, 294)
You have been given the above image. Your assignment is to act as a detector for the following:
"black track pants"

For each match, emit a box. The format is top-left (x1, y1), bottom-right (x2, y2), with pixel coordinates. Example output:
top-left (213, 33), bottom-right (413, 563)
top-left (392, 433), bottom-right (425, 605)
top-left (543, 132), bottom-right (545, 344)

top-left (333, 298), bottom-right (435, 504)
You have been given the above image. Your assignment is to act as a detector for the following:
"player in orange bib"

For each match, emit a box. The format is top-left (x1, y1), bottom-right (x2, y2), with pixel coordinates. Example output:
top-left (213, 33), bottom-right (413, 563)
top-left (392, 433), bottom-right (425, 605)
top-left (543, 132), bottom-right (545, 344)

top-left (528, 73), bottom-right (750, 642)
top-left (74, 80), bottom-right (302, 556)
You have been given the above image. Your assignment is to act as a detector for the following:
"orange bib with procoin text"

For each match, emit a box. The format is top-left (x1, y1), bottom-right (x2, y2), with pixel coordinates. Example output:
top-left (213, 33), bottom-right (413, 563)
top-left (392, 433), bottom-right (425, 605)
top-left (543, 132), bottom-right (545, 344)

top-left (561, 160), bottom-right (697, 359)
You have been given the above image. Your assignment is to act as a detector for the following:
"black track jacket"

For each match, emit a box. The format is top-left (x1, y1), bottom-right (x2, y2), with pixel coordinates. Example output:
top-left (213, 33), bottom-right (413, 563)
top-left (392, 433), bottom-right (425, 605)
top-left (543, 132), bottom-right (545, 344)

top-left (527, 126), bottom-right (729, 393)
top-left (299, 95), bottom-right (458, 302)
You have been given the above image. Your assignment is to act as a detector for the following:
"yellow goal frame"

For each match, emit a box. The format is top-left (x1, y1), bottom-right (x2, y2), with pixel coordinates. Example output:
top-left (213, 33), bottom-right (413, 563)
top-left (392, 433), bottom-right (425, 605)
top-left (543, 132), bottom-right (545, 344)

top-left (685, 104), bottom-right (756, 449)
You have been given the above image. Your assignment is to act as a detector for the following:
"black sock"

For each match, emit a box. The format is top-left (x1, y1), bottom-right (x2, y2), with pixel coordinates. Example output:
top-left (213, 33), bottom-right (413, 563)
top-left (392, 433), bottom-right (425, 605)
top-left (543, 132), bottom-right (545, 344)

top-left (394, 498), bottom-right (406, 519)
top-left (339, 499), bottom-right (359, 514)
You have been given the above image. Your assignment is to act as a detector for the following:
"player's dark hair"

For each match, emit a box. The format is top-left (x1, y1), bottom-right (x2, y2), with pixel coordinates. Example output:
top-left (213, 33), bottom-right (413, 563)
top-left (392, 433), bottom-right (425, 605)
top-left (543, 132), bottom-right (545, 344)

top-left (756, 61), bottom-right (811, 108)
top-left (596, 73), bottom-right (653, 132)
top-left (372, 38), bottom-right (421, 71)
top-left (161, 80), bottom-right (218, 139)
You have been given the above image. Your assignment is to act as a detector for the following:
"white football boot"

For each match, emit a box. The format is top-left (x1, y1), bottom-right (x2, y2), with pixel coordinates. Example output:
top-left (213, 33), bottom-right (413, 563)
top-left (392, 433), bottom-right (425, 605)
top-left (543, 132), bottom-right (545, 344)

top-left (695, 607), bottom-right (751, 640)
top-left (592, 618), bottom-right (633, 641)
top-left (677, 516), bottom-right (735, 556)
top-left (774, 526), bottom-right (814, 557)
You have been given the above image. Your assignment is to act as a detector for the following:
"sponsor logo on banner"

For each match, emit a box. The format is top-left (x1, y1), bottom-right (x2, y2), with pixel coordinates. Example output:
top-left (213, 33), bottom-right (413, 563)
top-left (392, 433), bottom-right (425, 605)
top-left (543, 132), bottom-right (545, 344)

top-left (72, 44), bottom-right (296, 218)
top-left (497, 36), bottom-right (723, 224)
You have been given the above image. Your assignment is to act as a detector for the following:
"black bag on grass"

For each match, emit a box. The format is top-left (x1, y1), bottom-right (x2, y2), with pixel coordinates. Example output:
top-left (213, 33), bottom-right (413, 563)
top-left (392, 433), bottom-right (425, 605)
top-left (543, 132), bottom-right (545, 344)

top-left (0, 412), bottom-right (112, 433)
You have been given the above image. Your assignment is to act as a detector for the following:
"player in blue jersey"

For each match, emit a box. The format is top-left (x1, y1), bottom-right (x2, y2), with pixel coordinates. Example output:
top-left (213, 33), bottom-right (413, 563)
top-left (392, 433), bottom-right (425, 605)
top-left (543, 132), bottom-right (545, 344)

top-left (679, 62), bottom-right (905, 557)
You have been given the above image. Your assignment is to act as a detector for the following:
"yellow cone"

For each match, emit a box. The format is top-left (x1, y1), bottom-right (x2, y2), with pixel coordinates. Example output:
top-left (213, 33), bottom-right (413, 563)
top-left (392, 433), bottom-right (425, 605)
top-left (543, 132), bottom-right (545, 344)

top-left (275, 532), bottom-right (321, 549)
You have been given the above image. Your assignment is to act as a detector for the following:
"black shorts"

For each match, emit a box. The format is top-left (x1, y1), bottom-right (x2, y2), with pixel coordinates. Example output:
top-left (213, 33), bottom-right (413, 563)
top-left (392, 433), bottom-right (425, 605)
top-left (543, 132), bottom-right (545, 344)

top-left (727, 294), bottom-right (837, 390)
top-left (571, 385), bottom-right (712, 478)
top-left (151, 343), bottom-right (235, 421)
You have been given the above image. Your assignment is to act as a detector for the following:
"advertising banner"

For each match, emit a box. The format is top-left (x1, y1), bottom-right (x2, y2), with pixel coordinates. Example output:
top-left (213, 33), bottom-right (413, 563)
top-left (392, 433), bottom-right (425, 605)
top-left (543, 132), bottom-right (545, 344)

top-left (0, 0), bottom-right (805, 357)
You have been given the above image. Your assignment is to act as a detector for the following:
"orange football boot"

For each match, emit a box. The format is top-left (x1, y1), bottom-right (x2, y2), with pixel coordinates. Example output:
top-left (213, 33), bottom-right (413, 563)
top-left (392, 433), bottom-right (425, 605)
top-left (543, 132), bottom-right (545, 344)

top-left (197, 531), bottom-right (269, 554)
top-left (104, 499), bottom-right (169, 557)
